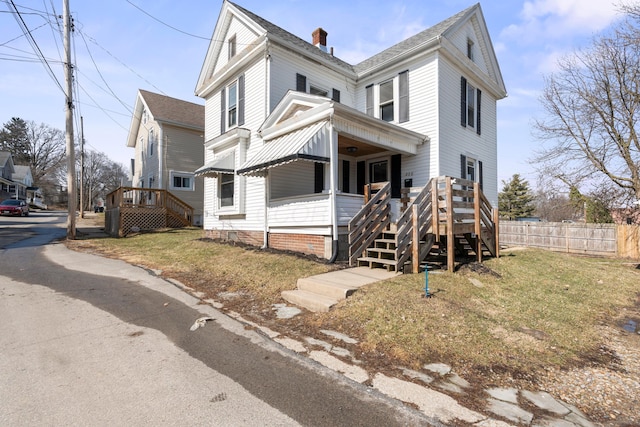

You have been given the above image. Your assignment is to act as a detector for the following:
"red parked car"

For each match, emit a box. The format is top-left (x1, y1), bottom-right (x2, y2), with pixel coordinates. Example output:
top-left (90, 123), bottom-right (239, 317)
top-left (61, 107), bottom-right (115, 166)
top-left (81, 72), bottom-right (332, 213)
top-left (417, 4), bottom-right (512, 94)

top-left (0, 199), bottom-right (29, 216)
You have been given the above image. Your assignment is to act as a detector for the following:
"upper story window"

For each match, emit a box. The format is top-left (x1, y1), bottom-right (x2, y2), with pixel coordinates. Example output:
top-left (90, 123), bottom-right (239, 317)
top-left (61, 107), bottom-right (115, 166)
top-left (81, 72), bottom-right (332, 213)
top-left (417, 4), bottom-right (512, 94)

top-left (467, 38), bottom-right (475, 61)
top-left (220, 74), bottom-right (244, 134)
top-left (228, 35), bottom-right (236, 60)
top-left (460, 76), bottom-right (482, 135)
top-left (310, 85), bottom-right (328, 97)
top-left (379, 80), bottom-right (394, 122)
top-left (228, 81), bottom-right (238, 128)
top-left (148, 128), bottom-right (154, 156)
top-left (466, 83), bottom-right (475, 128)
top-left (365, 70), bottom-right (409, 123)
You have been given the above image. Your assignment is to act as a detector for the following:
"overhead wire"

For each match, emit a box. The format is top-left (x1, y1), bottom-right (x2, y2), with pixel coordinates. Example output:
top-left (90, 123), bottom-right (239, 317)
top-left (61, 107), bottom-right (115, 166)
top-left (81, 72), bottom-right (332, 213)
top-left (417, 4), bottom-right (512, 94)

top-left (125, 0), bottom-right (210, 40)
top-left (4, 0), bottom-right (65, 94)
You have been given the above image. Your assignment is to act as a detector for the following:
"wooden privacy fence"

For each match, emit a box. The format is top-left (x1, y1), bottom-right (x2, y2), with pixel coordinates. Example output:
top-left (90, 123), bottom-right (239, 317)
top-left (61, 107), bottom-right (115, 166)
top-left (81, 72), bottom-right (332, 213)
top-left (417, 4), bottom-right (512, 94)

top-left (500, 221), bottom-right (640, 259)
top-left (105, 187), bottom-right (194, 237)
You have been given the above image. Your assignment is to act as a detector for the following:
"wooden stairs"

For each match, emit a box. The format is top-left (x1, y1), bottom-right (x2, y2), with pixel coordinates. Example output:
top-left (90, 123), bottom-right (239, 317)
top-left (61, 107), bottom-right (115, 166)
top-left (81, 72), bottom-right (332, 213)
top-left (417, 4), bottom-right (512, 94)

top-left (348, 176), bottom-right (499, 273)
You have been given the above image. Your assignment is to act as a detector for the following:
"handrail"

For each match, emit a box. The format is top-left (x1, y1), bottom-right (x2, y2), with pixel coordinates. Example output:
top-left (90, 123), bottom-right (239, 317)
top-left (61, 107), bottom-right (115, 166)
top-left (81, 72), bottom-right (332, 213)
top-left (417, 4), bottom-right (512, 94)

top-left (348, 182), bottom-right (392, 265)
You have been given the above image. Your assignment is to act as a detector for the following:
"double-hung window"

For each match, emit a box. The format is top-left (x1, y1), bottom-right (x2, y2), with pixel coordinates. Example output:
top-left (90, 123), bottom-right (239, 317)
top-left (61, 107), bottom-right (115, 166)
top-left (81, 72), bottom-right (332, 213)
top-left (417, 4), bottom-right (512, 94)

top-left (365, 70), bottom-right (409, 123)
top-left (379, 80), bottom-right (394, 122)
top-left (460, 76), bottom-right (482, 135)
top-left (220, 75), bottom-right (244, 134)
top-left (228, 35), bottom-right (236, 60)
top-left (228, 82), bottom-right (237, 128)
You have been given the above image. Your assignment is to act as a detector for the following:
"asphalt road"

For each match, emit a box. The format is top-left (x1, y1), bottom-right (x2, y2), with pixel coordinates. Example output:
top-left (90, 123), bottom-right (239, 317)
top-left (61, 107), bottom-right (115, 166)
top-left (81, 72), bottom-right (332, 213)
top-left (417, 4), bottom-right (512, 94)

top-left (0, 212), bottom-right (434, 426)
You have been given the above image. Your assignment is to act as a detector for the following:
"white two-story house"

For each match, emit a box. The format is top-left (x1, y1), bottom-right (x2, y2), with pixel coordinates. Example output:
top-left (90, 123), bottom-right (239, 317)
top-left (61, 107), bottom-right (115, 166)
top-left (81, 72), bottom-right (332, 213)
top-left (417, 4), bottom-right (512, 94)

top-left (195, 1), bottom-right (506, 261)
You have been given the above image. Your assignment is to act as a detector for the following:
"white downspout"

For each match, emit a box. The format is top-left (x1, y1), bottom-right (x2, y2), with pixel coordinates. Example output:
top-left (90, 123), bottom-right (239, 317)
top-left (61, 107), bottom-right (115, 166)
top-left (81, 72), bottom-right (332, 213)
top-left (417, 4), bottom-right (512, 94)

top-left (328, 113), bottom-right (339, 261)
top-left (263, 46), bottom-right (271, 249)
top-left (158, 126), bottom-right (164, 189)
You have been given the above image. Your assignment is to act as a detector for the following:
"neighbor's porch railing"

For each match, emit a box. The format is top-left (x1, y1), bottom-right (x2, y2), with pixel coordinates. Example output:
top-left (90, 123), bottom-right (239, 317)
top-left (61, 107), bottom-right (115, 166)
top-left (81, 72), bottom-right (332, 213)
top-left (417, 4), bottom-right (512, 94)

top-left (105, 186), bottom-right (193, 236)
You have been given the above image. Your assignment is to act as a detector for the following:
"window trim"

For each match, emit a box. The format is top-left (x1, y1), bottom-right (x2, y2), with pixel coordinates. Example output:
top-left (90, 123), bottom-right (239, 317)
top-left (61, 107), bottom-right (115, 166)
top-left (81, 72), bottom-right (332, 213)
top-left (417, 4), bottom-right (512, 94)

top-left (169, 170), bottom-right (195, 191)
top-left (227, 80), bottom-right (238, 129)
top-left (460, 76), bottom-right (482, 135)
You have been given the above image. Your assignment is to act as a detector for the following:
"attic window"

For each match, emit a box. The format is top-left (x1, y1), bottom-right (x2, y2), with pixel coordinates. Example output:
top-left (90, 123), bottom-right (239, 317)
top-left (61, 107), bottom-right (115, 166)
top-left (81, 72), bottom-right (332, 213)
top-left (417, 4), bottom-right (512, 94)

top-left (467, 38), bottom-right (474, 61)
top-left (228, 35), bottom-right (236, 59)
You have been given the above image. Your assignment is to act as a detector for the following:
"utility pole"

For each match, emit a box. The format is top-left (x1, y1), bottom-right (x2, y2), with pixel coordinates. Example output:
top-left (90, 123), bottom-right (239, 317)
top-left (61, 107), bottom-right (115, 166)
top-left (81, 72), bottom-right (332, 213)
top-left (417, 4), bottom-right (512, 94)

top-left (63, 0), bottom-right (76, 238)
top-left (80, 115), bottom-right (84, 218)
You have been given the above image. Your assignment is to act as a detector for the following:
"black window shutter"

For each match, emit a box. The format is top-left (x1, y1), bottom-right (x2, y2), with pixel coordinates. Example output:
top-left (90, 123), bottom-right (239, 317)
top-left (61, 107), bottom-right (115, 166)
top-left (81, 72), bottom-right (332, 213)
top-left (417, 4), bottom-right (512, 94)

top-left (238, 74), bottom-right (245, 126)
top-left (332, 88), bottom-right (341, 103)
top-left (399, 70), bottom-right (409, 123)
top-left (296, 73), bottom-right (307, 92)
top-left (479, 160), bottom-right (483, 190)
top-left (365, 84), bottom-right (373, 116)
top-left (342, 160), bottom-right (350, 193)
top-left (460, 154), bottom-right (467, 179)
top-left (476, 89), bottom-right (482, 135)
top-left (314, 162), bottom-right (324, 193)
top-left (356, 161), bottom-right (365, 195)
top-left (391, 154), bottom-right (401, 198)
top-left (460, 77), bottom-right (467, 127)
top-left (220, 88), bottom-right (226, 133)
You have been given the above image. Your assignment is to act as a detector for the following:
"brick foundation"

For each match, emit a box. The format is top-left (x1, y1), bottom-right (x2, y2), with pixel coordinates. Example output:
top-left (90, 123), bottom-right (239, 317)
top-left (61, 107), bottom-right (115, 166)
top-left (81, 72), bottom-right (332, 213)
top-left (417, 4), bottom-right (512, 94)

top-left (269, 233), bottom-right (326, 258)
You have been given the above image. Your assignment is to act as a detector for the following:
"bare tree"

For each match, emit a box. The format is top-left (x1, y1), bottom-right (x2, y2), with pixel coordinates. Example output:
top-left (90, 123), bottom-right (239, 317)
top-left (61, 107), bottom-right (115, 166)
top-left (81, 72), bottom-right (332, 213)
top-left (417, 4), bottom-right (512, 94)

top-left (0, 118), bottom-right (66, 183)
top-left (78, 149), bottom-right (128, 211)
top-left (532, 12), bottom-right (640, 203)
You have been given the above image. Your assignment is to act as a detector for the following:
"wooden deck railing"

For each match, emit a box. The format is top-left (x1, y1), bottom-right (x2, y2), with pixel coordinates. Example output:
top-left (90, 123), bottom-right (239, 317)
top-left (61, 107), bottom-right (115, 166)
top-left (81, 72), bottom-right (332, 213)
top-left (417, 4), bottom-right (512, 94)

top-left (105, 187), bottom-right (194, 236)
top-left (349, 176), bottom-right (499, 273)
top-left (348, 182), bottom-right (391, 266)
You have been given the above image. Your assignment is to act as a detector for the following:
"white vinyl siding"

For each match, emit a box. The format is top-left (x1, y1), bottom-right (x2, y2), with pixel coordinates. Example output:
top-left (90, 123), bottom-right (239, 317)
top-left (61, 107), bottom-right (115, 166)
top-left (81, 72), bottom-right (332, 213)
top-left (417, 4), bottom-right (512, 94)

top-left (212, 15), bottom-right (260, 76)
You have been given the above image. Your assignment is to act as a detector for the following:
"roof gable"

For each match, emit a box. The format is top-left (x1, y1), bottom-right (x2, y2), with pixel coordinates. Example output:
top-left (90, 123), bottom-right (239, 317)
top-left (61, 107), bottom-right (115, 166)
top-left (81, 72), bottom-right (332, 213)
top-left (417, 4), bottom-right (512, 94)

top-left (127, 90), bottom-right (204, 148)
top-left (197, 2), bottom-right (505, 99)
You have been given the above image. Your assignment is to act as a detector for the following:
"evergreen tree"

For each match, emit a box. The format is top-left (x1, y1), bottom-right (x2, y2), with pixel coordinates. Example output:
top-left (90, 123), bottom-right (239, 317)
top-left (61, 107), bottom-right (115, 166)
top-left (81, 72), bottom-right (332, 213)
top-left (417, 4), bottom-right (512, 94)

top-left (498, 174), bottom-right (536, 220)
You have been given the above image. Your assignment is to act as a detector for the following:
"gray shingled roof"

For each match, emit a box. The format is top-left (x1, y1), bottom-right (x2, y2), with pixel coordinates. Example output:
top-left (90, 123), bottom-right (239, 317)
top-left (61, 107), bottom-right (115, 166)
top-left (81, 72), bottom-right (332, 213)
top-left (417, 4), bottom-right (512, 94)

top-left (139, 90), bottom-right (204, 129)
top-left (229, 1), bottom-right (476, 77)
top-left (354, 5), bottom-right (476, 74)
top-left (229, 1), bottom-right (355, 75)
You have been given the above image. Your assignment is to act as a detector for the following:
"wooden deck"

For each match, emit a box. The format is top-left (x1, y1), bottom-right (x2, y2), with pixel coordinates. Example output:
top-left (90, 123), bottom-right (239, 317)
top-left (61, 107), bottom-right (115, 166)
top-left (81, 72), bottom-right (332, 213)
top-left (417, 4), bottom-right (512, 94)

top-left (348, 176), bottom-right (499, 273)
top-left (105, 187), bottom-right (194, 237)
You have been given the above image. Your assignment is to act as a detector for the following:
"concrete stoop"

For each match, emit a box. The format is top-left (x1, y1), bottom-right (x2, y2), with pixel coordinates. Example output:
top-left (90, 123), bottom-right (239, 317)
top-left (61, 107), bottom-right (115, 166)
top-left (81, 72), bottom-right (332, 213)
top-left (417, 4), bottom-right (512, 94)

top-left (281, 267), bottom-right (401, 312)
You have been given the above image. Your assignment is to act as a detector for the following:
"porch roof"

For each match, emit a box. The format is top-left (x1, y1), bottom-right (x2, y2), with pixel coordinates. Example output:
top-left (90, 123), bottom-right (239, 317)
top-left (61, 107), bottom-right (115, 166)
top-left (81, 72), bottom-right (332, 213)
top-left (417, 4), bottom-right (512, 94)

top-left (237, 120), bottom-right (329, 177)
top-left (194, 150), bottom-right (235, 177)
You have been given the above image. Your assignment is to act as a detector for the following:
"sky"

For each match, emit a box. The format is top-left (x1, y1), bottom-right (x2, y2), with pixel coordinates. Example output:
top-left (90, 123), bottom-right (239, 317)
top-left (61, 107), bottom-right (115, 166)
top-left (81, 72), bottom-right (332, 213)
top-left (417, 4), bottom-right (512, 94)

top-left (0, 0), bottom-right (626, 188)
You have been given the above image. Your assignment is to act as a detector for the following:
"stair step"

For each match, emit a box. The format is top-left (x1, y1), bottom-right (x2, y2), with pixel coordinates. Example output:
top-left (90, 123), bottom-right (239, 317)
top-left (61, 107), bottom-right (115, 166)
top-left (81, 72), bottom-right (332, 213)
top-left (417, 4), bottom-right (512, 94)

top-left (297, 277), bottom-right (357, 300)
top-left (367, 247), bottom-right (396, 255)
top-left (281, 289), bottom-right (338, 313)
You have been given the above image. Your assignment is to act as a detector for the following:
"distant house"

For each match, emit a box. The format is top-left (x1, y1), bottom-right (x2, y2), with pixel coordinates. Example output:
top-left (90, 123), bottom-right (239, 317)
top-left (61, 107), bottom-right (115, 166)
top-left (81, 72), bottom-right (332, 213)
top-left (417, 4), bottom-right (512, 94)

top-left (194, 1), bottom-right (506, 260)
top-left (0, 152), bottom-right (21, 200)
top-left (12, 165), bottom-right (45, 208)
top-left (126, 90), bottom-right (206, 225)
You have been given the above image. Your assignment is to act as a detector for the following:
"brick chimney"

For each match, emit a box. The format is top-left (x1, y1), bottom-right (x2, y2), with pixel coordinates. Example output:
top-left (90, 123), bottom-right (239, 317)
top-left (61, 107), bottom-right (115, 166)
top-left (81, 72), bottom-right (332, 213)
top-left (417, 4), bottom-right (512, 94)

top-left (312, 27), bottom-right (328, 52)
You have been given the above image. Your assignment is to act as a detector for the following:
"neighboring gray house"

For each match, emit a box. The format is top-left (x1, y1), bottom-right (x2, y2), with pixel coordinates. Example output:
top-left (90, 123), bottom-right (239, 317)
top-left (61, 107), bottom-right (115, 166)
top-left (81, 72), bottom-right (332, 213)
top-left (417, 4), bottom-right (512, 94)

top-left (194, 1), bottom-right (506, 260)
top-left (127, 90), bottom-right (206, 225)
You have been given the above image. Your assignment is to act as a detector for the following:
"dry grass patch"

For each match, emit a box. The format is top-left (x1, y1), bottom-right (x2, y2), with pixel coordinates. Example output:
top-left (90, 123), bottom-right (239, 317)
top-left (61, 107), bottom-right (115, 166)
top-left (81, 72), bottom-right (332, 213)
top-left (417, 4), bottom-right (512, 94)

top-left (67, 225), bottom-right (640, 386)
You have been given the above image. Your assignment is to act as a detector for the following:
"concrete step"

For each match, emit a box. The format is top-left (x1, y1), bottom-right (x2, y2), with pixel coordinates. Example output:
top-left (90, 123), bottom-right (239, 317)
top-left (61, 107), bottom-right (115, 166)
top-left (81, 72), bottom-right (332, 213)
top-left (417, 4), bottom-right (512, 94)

top-left (281, 289), bottom-right (339, 313)
top-left (297, 277), bottom-right (357, 300)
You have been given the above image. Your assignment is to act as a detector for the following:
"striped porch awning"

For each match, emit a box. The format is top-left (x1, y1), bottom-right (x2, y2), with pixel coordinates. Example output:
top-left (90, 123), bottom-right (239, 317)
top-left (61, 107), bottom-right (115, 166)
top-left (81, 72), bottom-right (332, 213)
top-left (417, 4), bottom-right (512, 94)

top-left (194, 150), bottom-right (235, 177)
top-left (237, 121), bottom-right (329, 177)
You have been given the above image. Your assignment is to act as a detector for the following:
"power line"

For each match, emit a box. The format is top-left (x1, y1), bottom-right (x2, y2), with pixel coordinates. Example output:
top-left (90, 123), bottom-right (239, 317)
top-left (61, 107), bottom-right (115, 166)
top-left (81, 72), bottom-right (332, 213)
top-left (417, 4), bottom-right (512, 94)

top-left (76, 28), bottom-right (167, 96)
top-left (125, 0), bottom-right (209, 40)
top-left (78, 30), bottom-right (133, 115)
top-left (5, 0), bottom-right (65, 94)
